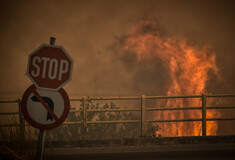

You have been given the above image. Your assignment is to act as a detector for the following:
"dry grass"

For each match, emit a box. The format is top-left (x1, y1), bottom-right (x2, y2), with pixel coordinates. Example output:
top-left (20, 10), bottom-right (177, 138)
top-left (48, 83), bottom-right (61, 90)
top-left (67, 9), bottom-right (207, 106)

top-left (0, 118), bottom-right (37, 160)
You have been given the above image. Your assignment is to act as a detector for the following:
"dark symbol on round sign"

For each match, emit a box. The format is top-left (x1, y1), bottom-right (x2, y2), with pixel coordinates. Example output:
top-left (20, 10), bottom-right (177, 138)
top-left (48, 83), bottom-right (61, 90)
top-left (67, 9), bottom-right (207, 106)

top-left (21, 85), bottom-right (70, 130)
top-left (31, 96), bottom-right (54, 121)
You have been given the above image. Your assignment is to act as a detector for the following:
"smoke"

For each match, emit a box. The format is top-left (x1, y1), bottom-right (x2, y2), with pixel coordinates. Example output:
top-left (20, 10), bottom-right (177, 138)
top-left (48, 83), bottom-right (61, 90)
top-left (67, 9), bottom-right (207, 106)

top-left (116, 19), bottom-right (223, 136)
top-left (0, 0), bottom-right (234, 99)
top-left (0, 0), bottom-right (234, 136)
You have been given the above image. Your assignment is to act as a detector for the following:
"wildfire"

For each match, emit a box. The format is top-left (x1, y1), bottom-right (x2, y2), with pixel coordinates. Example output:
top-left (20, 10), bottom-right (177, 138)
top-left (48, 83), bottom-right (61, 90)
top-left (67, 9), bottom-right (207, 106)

top-left (119, 20), bottom-right (221, 137)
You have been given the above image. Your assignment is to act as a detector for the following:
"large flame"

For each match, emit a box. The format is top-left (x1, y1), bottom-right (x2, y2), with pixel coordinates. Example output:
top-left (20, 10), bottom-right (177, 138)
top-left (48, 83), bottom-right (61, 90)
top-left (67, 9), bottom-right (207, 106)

top-left (119, 20), bottom-right (221, 137)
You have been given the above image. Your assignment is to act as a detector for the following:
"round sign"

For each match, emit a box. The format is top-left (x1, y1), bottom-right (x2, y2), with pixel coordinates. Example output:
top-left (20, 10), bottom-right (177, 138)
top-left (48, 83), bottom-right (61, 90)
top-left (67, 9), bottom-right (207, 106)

top-left (27, 44), bottom-right (73, 91)
top-left (21, 85), bottom-right (70, 130)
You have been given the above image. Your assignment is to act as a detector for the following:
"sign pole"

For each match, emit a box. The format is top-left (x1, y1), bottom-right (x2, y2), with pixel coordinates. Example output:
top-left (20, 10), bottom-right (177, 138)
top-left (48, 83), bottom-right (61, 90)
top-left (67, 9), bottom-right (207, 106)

top-left (36, 129), bottom-right (45, 160)
top-left (36, 37), bottom-right (56, 160)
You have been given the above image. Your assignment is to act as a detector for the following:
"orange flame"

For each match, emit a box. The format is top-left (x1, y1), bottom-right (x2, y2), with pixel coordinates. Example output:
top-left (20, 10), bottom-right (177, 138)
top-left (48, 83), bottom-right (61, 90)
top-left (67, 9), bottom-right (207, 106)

top-left (119, 20), bottom-right (221, 137)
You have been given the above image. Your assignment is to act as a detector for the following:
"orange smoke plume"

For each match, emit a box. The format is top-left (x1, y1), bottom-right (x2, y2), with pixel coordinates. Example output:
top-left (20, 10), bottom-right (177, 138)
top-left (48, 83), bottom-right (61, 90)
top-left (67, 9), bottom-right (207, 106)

top-left (119, 19), bottom-right (221, 137)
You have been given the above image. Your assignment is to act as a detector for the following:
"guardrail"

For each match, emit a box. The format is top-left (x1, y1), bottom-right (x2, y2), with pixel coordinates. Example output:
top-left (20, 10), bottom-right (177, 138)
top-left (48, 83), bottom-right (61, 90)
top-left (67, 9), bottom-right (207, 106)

top-left (1, 94), bottom-right (235, 141)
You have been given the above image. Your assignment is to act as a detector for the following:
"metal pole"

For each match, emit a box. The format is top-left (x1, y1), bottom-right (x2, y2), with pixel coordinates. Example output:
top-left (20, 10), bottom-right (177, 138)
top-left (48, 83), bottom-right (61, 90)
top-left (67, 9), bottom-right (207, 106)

top-left (36, 129), bottom-right (45, 160)
top-left (36, 37), bottom-right (56, 160)
top-left (202, 94), bottom-right (207, 137)
top-left (83, 96), bottom-right (87, 142)
top-left (50, 37), bottom-right (56, 45)
top-left (141, 95), bottom-right (146, 137)
top-left (18, 99), bottom-right (25, 141)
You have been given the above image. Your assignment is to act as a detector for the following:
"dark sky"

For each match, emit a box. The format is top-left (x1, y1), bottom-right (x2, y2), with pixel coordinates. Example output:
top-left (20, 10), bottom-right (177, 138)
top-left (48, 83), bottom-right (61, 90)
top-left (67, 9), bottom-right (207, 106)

top-left (0, 0), bottom-right (234, 98)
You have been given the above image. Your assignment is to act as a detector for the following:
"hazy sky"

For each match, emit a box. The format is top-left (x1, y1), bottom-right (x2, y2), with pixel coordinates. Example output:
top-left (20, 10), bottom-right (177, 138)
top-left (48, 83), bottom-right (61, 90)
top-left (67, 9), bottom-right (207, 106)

top-left (0, 0), bottom-right (234, 99)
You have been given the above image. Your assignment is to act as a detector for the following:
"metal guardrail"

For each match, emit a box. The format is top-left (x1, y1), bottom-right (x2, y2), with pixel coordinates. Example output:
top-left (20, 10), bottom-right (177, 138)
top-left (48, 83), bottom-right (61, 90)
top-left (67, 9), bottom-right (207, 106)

top-left (0, 94), bottom-right (235, 140)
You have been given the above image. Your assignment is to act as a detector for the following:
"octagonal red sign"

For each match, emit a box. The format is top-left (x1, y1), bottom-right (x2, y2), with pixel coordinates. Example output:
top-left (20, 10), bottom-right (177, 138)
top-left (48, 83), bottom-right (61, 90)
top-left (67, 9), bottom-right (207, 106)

top-left (27, 44), bottom-right (73, 91)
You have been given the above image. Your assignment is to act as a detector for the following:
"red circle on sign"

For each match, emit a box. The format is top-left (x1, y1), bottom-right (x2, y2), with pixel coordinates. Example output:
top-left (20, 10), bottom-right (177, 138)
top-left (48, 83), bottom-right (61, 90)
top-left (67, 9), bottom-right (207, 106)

top-left (21, 84), bottom-right (70, 130)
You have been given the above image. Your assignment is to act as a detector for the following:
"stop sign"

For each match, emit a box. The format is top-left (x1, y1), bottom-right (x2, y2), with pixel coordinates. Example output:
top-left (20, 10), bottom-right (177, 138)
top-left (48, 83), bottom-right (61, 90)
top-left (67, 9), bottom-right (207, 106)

top-left (27, 44), bottom-right (73, 91)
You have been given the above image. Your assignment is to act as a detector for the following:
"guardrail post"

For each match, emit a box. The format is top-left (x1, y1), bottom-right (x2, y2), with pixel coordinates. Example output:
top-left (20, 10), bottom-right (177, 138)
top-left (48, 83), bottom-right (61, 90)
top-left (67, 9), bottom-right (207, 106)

top-left (18, 99), bottom-right (25, 141)
top-left (83, 96), bottom-right (87, 142)
top-left (202, 94), bottom-right (207, 137)
top-left (141, 95), bottom-right (146, 137)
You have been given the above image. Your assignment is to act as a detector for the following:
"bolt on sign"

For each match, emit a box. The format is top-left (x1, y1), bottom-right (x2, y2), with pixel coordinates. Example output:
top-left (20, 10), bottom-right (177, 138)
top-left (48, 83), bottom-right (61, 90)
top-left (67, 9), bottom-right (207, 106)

top-left (22, 41), bottom-right (73, 130)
